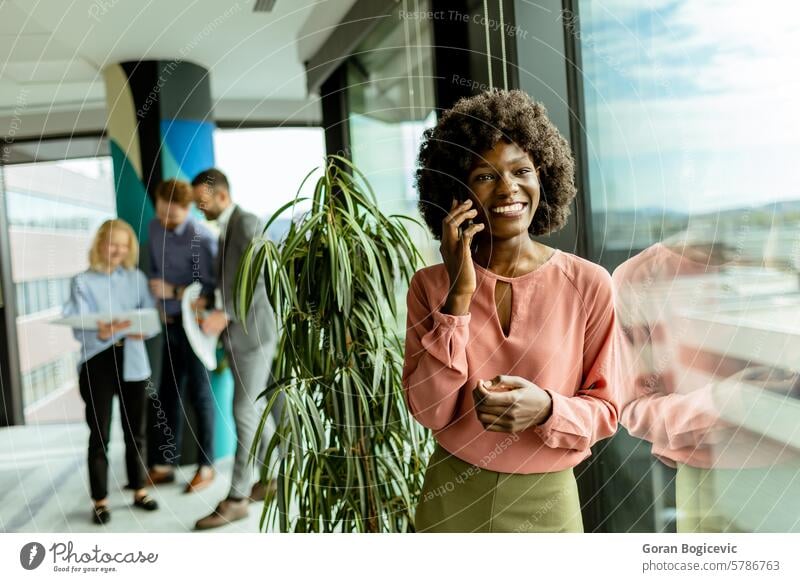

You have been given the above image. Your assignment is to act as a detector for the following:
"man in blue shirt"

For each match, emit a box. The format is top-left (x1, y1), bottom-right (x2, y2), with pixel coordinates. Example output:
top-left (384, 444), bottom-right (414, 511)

top-left (147, 179), bottom-right (218, 492)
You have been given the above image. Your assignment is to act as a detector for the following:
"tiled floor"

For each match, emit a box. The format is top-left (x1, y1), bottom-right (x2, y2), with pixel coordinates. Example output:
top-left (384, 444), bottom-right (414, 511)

top-left (0, 421), bottom-right (273, 533)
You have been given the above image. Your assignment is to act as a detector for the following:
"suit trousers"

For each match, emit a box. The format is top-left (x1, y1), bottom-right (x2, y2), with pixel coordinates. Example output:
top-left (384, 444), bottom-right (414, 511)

top-left (225, 344), bottom-right (284, 499)
top-left (78, 343), bottom-right (148, 501)
top-left (157, 319), bottom-right (216, 466)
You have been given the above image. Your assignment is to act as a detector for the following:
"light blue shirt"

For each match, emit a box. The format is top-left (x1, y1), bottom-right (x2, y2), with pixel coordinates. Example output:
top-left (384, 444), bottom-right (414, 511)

top-left (62, 267), bottom-right (159, 382)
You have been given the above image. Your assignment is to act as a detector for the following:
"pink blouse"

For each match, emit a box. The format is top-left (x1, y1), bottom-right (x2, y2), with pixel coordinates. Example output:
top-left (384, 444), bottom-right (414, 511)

top-left (402, 250), bottom-right (619, 474)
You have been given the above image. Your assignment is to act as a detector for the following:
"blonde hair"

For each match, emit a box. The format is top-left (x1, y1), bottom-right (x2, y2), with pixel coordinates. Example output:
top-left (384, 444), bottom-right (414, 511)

top-left (89, 219), bottom-right (139, 272)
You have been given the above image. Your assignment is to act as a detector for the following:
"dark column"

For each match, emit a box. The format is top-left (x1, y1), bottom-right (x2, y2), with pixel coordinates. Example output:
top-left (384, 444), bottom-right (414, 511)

top-left (0, 164), bottom-right (23, 426)
top-left (431, 0), bottom-right (518, 111)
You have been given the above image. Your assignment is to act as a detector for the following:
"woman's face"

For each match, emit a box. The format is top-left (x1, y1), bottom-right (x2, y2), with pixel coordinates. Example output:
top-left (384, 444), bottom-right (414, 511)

top-left (466, 140), bottom-right (540, 242)
top-left (100, 229), bottom-right (130, 270)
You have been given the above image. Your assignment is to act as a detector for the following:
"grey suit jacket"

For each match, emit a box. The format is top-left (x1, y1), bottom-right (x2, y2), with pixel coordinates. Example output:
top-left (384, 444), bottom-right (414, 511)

top-left (217, 205), bottom-right (277, 355)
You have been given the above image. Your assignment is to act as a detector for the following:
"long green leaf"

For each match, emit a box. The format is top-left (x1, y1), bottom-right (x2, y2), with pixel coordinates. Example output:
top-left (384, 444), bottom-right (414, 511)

top-left (235, 156), bottom-right (431, 533)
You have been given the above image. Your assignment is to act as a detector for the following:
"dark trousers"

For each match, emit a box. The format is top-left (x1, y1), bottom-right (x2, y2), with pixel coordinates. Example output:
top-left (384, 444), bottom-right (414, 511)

top-left (145, 332), bottom-right (164, 468)
top-left (155, 319), bottom-right (215, 466)
top-left (78, 343), bottom-right (148, 501)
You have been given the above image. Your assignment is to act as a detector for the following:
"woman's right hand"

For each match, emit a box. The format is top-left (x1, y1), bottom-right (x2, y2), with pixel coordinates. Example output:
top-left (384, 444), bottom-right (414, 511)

top-left (97, 319), bottom-right (131, 341)
top-left (440, 198), bottom-right (485, 315)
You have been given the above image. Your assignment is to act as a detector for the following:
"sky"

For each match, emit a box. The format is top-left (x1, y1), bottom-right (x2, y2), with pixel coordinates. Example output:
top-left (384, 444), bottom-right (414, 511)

top-left (579, 0), bottom-right (800, 214)
top-left (213, 126), bottom-right (325, 220)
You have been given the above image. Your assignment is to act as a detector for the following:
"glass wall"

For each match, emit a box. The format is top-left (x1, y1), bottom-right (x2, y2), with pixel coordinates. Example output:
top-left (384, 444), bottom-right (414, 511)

top-left (343, 1), bottom-right (438, 330)
top-left (16, 277), bottom-right (72, 317)
top-left (213, 127), bottom-right (326, 240)
top-left (578, 0), bottom-right (800, 532)
top-left (5, 191), bottom-right (112, 231)
top-left (345, 0), bottom-right (438, 266)
top-left (0, 129), bottom-right (326, 419)
top-left (3, 156), bottom-right (116, 422)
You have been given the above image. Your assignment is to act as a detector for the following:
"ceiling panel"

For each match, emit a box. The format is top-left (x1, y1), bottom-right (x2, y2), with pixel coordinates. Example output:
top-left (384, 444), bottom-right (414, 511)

top-left (0, 81), bottom-right (104, 112)
top-left (0, 2), bottom-right (49, 34)
top-left (0, 0), bottom-right (356, 130)
top-left (2, 59), bottom-right (100, 84)
top-left (0, 34), bottom-right (76, 63)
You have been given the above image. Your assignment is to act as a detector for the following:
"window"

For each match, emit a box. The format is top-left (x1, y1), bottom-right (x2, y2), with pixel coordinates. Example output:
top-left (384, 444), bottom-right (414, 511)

top-left (577, 0), bottom-right (800, 532)
top-left (3, 156), bottom-right (116, 419)
top-left (15, 277), bottom-right (74, 317)
top-left (342, 1), bottom-right (438, 329)
top-left (21, 354), bottom-right (78, 412)
top-left (5, 191), bottom-right (113, 231)
top-left (345, 2), bottom-right (438, 264)
top-left (4, 158), bottom-right (115, 233)
top-left (213, 127), bottom-right (326, 241)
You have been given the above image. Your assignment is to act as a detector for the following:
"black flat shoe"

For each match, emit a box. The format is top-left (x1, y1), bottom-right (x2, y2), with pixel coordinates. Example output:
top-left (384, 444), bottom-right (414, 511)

top-left (92, 506), bottom-right (111, 525)
top-left (133, 494), bottom-right (159, 511)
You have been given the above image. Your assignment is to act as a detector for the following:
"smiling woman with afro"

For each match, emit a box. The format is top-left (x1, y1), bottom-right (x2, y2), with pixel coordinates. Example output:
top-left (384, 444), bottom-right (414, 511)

top-left (402, 89), bottom-right (619, 533)
top-left (416, 89), bottom-right (577, 240)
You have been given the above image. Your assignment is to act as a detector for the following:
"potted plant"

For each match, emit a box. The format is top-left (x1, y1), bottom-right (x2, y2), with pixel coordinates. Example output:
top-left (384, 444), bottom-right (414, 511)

top-left (236, 155), bottom-right (432, 532)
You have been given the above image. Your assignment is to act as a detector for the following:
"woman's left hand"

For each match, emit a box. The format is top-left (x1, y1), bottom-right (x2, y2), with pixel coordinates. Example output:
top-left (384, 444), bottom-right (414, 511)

top-left (473, 375), bottom-right (553, 433)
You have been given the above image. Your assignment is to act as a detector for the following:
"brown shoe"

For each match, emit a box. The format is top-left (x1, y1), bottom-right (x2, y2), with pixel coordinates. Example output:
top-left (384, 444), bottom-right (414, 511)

top-left (194, 498), bottom-right (249, 530)
top-left (184, 467), bottom-right (215, 494)
top-left (147, 468), bottom-right (175, 486)
top-left (249, 479), bottom-right (277, 502)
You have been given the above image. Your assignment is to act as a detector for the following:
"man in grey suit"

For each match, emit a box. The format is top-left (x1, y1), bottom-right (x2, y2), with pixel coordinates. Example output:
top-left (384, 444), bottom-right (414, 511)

top-left (190, 168), bottom-right (282, 529)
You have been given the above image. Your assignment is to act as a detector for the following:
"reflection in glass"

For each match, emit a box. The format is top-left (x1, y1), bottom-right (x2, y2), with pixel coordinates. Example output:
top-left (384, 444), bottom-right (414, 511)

top-left (578, 0), bottom-right (800, 531)
top-left (614, 233), bottom-right (800, 532)
top-left (345, 0), bottom-right (438, 327)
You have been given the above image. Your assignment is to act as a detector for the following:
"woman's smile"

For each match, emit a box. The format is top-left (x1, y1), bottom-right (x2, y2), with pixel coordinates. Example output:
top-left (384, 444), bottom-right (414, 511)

top-left (489, 200), bottom-right (529, 218)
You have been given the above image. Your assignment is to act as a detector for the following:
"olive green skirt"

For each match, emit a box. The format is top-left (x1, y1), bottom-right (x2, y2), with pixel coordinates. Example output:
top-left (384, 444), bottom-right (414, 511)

top-left (415, 445), bottom-right (584, 533)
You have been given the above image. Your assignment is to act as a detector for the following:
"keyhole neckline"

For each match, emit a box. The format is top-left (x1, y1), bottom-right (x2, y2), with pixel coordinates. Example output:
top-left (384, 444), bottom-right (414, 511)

top-left (472, 249), bottom-right (560, 283)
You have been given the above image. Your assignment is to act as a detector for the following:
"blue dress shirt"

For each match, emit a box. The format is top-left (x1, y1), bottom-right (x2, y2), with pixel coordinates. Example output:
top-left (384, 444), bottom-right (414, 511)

top-left (63, 267), bottom-right (158, 382)
top-left (148, 215), bottom-right (218, 316)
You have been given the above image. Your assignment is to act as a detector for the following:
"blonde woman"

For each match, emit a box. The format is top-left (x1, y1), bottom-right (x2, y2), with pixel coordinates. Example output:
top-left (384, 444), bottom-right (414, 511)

top-left (63, 219), bottom-right (160, 524)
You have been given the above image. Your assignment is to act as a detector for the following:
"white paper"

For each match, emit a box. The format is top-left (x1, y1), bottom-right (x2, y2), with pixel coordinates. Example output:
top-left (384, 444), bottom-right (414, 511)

top-left (53, 308), bottom-right (161, 336)
top-left (181, 282), bottom-right (219, 370)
